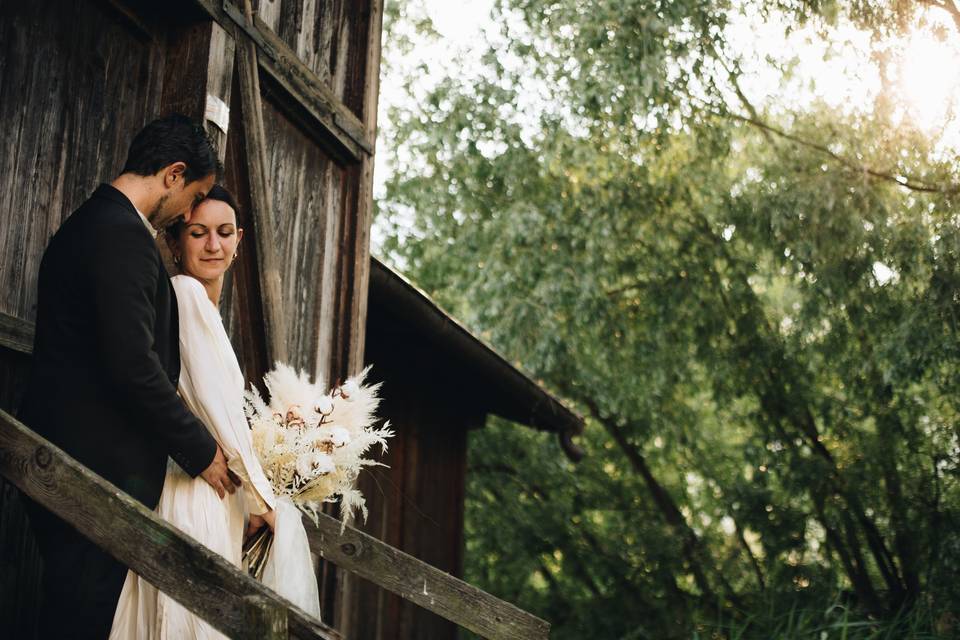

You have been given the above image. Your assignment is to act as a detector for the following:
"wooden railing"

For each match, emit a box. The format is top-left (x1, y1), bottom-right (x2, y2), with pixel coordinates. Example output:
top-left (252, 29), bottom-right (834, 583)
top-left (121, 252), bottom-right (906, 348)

top-left (0, 408), bottom-right (338, 640)
top-left (0, 397), bottom-right (550, 639)
top-left (306, 512), bottom-right (550, 639)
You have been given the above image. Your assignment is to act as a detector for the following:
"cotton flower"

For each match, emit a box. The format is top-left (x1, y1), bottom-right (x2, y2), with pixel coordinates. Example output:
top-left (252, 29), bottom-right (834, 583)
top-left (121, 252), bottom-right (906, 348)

top-left (314, 395), bottom-right (334, 415)
top-left (313, 452), bottom-right (335, 474)
top-left (328, 426), bottom-right (351, 447)
top-left (295, 453), bottom-right (314, 478)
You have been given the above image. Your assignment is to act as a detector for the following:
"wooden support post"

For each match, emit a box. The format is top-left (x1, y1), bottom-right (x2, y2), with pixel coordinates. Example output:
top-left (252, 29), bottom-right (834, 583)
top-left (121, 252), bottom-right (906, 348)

top-left (332, 1), bottom-right (385, 630)
top-left (245, 594), bottom-right (289, 640)
top-left (236, 0), bottom-right (288, 365)
top-left (344, 0), bottom-right (383, 377)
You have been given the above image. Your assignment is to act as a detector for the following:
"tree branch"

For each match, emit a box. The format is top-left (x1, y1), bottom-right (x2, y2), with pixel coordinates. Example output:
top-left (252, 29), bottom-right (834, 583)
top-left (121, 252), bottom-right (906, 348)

top-left (715, 107), bottom-right (958, 195)
top-left (918, 0), bottom-right (960, 34)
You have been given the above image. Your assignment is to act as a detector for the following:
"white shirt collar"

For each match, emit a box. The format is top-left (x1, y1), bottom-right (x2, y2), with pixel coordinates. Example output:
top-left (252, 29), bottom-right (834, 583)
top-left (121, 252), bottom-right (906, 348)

top-left (134, 206), bottom-right (157, 239)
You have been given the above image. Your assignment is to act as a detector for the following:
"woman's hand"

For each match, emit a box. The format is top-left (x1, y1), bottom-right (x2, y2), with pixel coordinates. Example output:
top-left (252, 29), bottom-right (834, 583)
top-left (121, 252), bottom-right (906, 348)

top-left (245, 509), bottom-right (276, 539)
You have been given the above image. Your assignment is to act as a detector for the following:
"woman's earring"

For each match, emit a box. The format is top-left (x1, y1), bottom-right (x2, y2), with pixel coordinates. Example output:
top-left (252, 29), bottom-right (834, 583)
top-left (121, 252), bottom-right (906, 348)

top-left (173, 253), bottom-right (181, 266)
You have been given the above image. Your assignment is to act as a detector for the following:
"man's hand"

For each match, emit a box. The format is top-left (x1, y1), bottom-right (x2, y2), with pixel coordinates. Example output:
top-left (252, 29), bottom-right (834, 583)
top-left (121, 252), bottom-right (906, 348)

top-left (245, 509), bottom-right (276, 540)
top-left (199, 446), bottom-right (241, 499)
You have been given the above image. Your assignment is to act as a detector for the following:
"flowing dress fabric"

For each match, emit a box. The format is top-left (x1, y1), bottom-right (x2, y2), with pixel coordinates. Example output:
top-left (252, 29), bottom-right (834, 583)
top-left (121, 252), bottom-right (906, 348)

top-left (110, 275), bottom-right (320, 639)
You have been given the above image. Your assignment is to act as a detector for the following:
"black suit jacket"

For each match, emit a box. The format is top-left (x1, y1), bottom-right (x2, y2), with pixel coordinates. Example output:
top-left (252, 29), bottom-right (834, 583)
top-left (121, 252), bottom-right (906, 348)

top-left (19, 184), bottom-right (217, 508)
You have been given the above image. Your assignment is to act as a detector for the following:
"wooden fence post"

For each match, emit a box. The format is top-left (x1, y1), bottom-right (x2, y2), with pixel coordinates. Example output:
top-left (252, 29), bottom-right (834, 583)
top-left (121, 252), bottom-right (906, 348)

top-left (244, 594), bottom-right (289, 640)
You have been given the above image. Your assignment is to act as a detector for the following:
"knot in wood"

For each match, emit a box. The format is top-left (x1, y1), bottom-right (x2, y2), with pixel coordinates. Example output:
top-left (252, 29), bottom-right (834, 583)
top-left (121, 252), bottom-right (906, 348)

top-left (341, 542), bottom-right (357, 556)
top-left (34, 446), bottom-right (52, 469)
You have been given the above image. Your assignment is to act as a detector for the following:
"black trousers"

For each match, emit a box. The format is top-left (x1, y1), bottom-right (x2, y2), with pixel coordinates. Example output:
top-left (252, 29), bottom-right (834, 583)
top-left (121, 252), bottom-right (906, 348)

top-left (25, 500), bottom-right (127, 640)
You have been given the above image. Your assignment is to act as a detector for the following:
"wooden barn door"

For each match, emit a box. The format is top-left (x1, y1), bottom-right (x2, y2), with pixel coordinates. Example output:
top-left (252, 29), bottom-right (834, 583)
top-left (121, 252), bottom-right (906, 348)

top-left (0, 0), bottom-right (383, 636)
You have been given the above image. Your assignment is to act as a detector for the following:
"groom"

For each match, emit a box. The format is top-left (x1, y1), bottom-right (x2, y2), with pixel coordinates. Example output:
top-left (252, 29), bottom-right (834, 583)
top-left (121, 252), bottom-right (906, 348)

top-left (20, 114), bottom-right (241, 639)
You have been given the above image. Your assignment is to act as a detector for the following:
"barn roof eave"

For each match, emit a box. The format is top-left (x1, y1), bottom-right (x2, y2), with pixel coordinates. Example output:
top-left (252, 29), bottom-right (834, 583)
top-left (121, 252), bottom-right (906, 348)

top-left (367, 257), bottom-right (585, 461)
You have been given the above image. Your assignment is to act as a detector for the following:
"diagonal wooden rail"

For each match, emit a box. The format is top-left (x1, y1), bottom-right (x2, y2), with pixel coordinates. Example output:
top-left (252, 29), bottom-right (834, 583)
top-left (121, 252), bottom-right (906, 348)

top-left (303, 513), bottom-right (551, 640)
top-left (0, 408), bottom-right (337, 640)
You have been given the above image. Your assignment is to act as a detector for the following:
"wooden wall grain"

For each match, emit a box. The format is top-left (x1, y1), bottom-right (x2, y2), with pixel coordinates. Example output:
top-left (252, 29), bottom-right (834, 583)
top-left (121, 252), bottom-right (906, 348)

top-left (347, 307), bottom-right (488, 640)
top-left (253, 0), bottom-right (371, 118)
top-left (0, 0), bottom-right (165, 322)
top-left (259, 96), bottom-right (345, 376)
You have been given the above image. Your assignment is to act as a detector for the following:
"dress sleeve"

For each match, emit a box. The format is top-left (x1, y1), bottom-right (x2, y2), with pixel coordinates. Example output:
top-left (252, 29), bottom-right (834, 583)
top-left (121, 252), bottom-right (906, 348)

top-left (172, 276), bottom-right (276, 514)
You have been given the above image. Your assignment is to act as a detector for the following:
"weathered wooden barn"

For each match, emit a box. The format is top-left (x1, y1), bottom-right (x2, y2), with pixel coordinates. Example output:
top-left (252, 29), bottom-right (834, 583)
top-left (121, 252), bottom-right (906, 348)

top-left (0, 1), bottom-right (583, 638)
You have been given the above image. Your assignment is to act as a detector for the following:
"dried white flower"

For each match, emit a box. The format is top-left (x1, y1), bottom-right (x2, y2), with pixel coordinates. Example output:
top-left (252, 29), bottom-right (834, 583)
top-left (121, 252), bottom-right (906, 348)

top-left (285, 404), bottom-right (305, 427)
top-left (341, 379), bottom-right (360, 400)
top-left (282, 428), bottom-right (300, 448)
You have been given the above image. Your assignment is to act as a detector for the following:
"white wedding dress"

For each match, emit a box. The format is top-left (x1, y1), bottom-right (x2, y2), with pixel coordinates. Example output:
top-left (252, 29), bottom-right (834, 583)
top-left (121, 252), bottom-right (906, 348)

top-left (110, 275), bottom-right (321, 639)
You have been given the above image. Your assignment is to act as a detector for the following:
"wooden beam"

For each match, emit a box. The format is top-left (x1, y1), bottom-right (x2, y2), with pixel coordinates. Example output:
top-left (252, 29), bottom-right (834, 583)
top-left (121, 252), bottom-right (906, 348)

top-left (0, 409), bottom-right (338, 640)
top-left (193, 0), bottom-right (371, 163)
top-left (236, 0), bottom-right (288, 365)
top-left (0, 313), bottom-right (33, 355)
top-left (226, 3), bottom-right (372, 158)
top-left (305, 511), bottom-right (551, 640)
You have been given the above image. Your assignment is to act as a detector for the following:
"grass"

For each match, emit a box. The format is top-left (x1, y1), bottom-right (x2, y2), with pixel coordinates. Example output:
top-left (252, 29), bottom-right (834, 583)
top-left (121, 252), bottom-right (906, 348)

top-left (695, 594), bottom-right (952, 640)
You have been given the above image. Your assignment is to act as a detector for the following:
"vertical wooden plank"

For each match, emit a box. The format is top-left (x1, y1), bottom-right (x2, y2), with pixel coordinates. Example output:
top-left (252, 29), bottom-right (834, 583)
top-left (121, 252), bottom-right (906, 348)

top-left (159, 19), bottom-right (236, 272)
top-left (314, 1), bottom-right (341, 87)
top-left (313, 169), bottom-right (342, 376)
top-left (295, 0), bottom-right (320, 81)
top-left (221, 67), bottom-right (271, 384)
top-left (345, 0), bottom-right (382, 376)
top-left (254, 0), bottom-right (282, 33)
top-left (204, 22), bottom-right (237, 160)
top-left (237, 0), bottom-right (288, 365)
top-left (330, 1), bottom-right (383, 632)
top-left (161, 22), bottom-right (212, 127)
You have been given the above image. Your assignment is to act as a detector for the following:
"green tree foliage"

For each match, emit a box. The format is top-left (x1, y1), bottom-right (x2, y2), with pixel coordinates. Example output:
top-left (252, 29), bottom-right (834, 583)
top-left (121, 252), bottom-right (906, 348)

top-left (376, 0), bottom-right (960, 636)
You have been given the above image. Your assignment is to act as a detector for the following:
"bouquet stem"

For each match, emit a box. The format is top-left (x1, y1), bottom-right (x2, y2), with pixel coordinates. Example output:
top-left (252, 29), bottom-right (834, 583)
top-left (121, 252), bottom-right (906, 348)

top-left (242, 527), bottom-right (274, 580)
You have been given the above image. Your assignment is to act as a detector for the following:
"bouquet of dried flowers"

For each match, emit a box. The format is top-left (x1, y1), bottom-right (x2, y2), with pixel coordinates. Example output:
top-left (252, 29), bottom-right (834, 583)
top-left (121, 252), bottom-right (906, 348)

top-left (241, 364), bottom-right (392, 578)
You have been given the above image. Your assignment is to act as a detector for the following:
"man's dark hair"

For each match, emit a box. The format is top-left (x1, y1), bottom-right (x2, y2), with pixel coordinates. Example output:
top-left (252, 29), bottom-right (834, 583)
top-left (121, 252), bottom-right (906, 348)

top-left (121, 114), bottom-right (222, 183)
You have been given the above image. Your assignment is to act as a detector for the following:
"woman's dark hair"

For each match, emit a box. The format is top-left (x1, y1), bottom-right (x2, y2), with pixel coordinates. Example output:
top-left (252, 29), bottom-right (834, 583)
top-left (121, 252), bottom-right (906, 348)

top-left (166, 184), bottom-right (240, 239)
top-left (121, 114), bottom-right (222, 184)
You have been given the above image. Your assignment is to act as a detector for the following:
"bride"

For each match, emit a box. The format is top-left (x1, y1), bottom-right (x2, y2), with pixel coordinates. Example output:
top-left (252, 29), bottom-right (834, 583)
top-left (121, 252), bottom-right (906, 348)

top-left (110, 185), bottom-right (321, 638)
